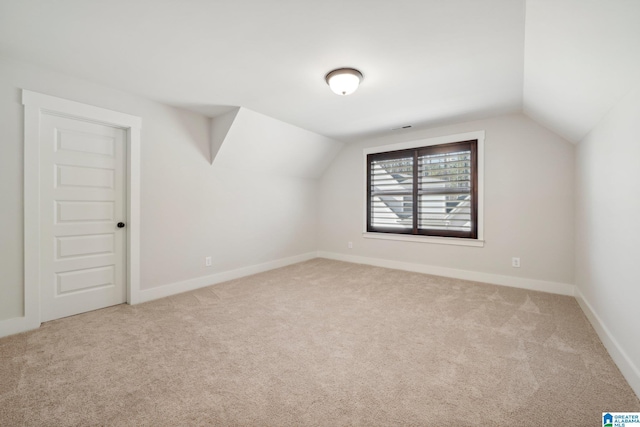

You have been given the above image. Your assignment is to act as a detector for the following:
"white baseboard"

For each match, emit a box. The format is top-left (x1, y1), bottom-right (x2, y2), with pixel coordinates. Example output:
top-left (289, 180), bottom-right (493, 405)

top-left (137, 252), bottom-right (318, 303)
top-left (317, 251), bottom-right (575, 296)
top-left (575, 289), bottom-right (640, 398)
top-left (0, 314), bottom-right (40, 339)
top-left (0, 252), bottom-right (316, 338)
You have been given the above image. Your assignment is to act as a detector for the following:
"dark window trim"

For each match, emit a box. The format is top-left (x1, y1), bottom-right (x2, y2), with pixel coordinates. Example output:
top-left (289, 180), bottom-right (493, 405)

top-left (367, 139), bottom-right (478, 239)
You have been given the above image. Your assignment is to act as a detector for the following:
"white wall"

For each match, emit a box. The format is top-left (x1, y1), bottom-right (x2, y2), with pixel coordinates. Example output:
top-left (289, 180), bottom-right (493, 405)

top-left (575, 86), bottom-right (640, 395)
top-left (318, 113), bottom-right (575, 289)
top-left (0, 56), bottom-right (329, 322)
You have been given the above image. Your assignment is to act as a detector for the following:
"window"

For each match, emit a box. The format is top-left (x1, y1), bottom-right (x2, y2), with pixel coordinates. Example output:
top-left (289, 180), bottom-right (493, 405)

top-left (367, 138), bottom-right (479, 240)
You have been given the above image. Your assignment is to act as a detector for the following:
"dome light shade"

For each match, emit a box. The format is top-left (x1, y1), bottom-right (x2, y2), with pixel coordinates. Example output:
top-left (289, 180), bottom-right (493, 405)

top-left (325, 68), bottom-right (363, 96)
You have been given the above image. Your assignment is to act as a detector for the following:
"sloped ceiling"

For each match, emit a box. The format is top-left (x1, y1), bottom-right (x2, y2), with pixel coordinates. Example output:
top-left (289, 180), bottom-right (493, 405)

top-left (0, 0), bottom-right (637, 143)
top-left (523, 0), bottom-right (640, 142)
top-left (211, 107), bottom-right (343, 179)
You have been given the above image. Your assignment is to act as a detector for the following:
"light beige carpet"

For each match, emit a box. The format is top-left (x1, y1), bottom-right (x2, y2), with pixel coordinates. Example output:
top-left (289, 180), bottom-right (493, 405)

top-left (1, 258), bottom-right (638, 426)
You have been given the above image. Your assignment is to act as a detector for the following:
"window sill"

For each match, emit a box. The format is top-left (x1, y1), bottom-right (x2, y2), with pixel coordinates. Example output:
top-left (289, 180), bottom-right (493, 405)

top-left (362, 232), bottom-right (485, 247)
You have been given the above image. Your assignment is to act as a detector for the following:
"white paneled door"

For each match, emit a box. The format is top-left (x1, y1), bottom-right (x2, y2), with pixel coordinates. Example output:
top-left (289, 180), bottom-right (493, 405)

top-left (39, 114), bottom-right (127, 322)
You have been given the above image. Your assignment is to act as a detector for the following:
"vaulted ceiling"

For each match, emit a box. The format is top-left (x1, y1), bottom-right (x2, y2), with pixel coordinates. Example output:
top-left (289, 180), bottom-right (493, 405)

top-left (0, 0), bottom-right (638, 143)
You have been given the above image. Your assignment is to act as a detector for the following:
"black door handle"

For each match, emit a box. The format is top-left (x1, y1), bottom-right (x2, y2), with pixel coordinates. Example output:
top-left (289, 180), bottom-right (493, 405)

top-left (117, 222), bottom-right (126, 228)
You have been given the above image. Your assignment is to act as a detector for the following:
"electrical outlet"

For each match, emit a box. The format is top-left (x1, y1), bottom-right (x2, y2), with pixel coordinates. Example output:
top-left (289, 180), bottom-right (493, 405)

top-left (205, 256), bottom-right (212, 267)
top-left (512, 257), bottom-right (520, 268)
top-left (348, 241), bottom-right (353, 249)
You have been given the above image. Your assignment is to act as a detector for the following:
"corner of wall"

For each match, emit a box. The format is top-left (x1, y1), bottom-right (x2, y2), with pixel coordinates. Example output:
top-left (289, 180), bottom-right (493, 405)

top-left (210, 107), bottom-right (240, 165)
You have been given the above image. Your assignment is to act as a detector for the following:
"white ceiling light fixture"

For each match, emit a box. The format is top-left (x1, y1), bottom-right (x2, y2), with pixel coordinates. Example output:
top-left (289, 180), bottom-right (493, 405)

top-left (325, 68), bottom-right (364, 96)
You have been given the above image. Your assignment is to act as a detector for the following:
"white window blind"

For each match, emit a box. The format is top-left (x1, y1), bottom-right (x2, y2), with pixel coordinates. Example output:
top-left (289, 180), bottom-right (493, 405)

top-left (370, 154), bottom-right (413, 230)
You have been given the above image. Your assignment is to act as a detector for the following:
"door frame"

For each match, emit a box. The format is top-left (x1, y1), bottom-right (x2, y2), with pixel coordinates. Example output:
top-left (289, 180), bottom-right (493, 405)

top-left (23, 90), bottom-right (142, 329)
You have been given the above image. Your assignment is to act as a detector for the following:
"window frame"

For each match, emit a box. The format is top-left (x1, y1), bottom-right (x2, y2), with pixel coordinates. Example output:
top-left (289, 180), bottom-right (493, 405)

top-left (363, 131), bottom-right (485, 247)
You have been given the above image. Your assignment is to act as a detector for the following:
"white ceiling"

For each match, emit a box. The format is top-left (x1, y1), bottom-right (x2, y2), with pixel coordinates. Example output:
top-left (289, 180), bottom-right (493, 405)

top-left (0, 0), bottom-right (637, 143)
top-left (523, 0), bottom-right (640, 143)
